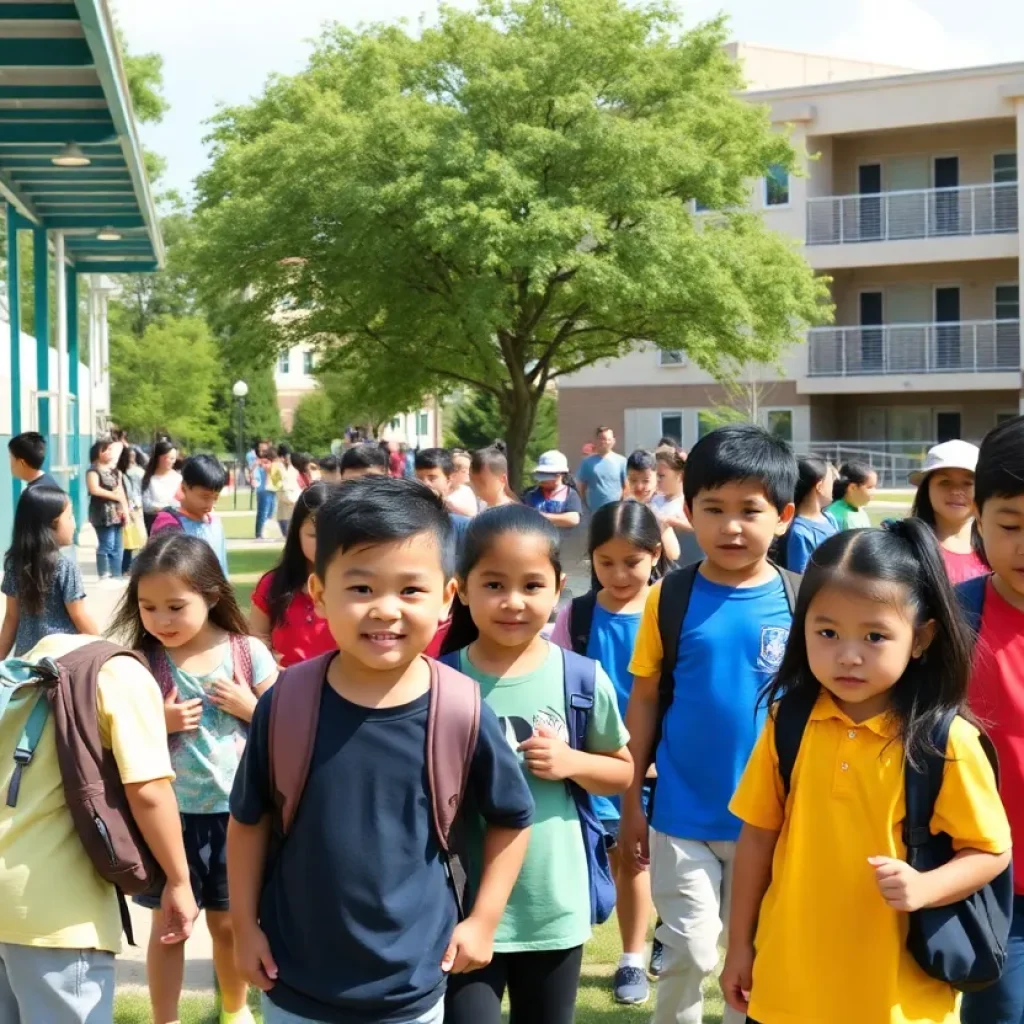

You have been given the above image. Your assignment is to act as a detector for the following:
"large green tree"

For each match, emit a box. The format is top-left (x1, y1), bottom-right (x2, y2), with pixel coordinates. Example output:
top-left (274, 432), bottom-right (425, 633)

top-left (192, 0), bottom-right (829, 486)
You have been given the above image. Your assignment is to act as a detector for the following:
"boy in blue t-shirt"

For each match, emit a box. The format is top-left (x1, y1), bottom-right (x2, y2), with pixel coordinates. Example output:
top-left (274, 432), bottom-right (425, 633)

top-left (150, 454), bottom-right (229, 576)
top-left (229, 476), bottom-right (533, 1024)
top-left (620, 424), bottom-right (797, 1024)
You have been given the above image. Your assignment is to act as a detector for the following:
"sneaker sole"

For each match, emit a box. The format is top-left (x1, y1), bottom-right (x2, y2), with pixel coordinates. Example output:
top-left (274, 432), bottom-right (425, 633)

top-left (614, 993), bottom-right (651, 1006)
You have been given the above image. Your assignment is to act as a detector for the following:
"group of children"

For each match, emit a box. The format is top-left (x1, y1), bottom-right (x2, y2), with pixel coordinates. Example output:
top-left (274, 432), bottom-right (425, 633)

top-left (1, 414), bottom-right (1024, 1024)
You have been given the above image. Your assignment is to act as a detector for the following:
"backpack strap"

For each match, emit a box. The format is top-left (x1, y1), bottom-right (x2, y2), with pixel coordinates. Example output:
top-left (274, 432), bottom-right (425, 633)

top-left (438, 650), bottom-right (461, 671)
top-left (568, 592), bottom-right (598, 657)
top-left (956, 575), bottom-right (990, 639)
top-left (903, 710), bottom-right (957, 861)
top-left (771, 563), bottom-right (802, 615)
top-left (6, 693), bottom-right (50, 808)
top-left (230, 634), bottom-right (255, 688)
top-left (145, 646), bottom-right (176, 700)
top-left (561, 648), bottom-right (598, 754)
top-left (425, 658), bottom-right (481, 854)
top-left (268, 652), bottom-right (335, 835)
top-left (774, 688), bottom-right (818, 797)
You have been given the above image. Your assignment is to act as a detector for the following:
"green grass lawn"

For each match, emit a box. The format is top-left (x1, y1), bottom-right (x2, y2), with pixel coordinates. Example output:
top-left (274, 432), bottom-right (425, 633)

top-left (113, 919), bottom-right (726, 1023)
top-left (227, 549), bottom-right (281, 579)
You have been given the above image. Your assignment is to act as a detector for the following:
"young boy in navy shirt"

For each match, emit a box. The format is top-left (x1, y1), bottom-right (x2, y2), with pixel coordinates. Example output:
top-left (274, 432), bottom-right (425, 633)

top-left (228, 476), bottom-right (533, 1024)
top-left (619, 424), bottom-right (797, 1024)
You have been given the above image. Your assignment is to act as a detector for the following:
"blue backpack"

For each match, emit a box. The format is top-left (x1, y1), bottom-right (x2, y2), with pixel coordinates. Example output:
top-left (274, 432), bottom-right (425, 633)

top-left (441, 647), bottom-right (616, 925)
top-left (956, 573), bottom-right (989, 636)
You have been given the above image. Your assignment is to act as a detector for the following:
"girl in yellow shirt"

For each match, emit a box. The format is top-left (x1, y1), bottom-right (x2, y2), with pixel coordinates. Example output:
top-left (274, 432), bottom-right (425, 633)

top-left (722, 518), bottom-right (1011, 1024)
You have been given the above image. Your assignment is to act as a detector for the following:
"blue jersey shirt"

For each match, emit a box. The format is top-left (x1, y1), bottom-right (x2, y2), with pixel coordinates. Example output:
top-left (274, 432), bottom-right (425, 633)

top-left (786, 515), bottom-right (839, 574)
top-left (649, 573), bottom-right (792, 841)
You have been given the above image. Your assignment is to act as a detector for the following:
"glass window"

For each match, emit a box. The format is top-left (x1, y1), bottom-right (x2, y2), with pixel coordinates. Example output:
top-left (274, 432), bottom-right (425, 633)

top-left (997, 411), bottom-right (1018, 425)
top-left (277, 351), bottom-right (290, 375)
top-left (994, 153), bottom-right (1018, 184)
top-left (303, 350), bottom-right (315, 375)
top-left (417, 411), bottom-right (429, 436)
top-left (996, 285), bottom-right (1020, 320)
top-left (660, 412), bottom-right (683, 446)
top-left (765, 164), bottom-right (790, 207)
top-left (697, 411), bottom-right (717, 439)
top-left (766, 409), bottom-right (793, 442)
top-left (659, 349), bottom-right (685, 366)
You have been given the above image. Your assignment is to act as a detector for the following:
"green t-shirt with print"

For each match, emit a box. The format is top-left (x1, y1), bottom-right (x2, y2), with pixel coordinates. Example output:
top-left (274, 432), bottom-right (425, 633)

top-left (826, 498), bottom-right (871, 531)
top-left (457, 643), bottom-right (629, 953)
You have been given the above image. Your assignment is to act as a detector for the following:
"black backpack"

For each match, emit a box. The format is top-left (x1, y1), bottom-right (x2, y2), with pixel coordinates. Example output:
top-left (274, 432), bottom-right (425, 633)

top-left (774, 690), bottom-right (1012, 992)
top-left (567, 591), bottom-right (599, 656)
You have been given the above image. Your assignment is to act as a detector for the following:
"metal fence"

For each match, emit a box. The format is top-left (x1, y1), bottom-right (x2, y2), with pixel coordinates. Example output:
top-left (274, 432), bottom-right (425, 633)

top-left (805, 441), bottom-right (938, 488)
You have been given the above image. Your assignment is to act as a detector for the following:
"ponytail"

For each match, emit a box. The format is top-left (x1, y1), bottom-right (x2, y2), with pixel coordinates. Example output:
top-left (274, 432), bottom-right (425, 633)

top-left (832, 460), bottom-right (874, 502)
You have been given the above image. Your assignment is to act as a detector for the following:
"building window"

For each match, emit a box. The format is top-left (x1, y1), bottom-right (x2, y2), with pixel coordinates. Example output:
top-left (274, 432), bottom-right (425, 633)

top-left (659, 349), bottom-right (685, 367)
top-left (390, 417), bottom-right (401, 431)
top-left (697, 411), bottom-right (717, 439)
top-left (764, 164), bottom-right (790, 207)
top-left (660, 412), bottom-right (683, 446)
top-left (994, 153), bottom-right (1018, 184)
top-left (693, 198), bottom-right (711, 214)
top-left (277, 351), bottom-right (290, 375)
top-left (997, 411), bottom-right (1018, 426)
top-left (765, 409), bottom-right (793, 442)
top-left (417, 411), bottom-right (429, 437)
top-left (303, 350), bottom-right (315, 375)
top-left (996, 284), bottom-right (1020, 320)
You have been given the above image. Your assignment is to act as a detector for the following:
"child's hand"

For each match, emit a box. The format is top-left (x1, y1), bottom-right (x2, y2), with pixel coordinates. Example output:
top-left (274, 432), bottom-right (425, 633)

top-left (157, 879), bottom-right (198, 945)
top-left (869, 856), bottom-right (930, 912)
top-left (519, 726), bottom-right (577, 781)
top-left (209, 677), bottom-right (258, 721)
top-left (441, 915), bottom-right (495, 974)
top-left (720, 943), bottom-right (754, 1013)
top-left (234, 923), bottom-right (280, 991)
top-left (618, 798), bottom-right (651, 872)
top-left (163, 687), bottom-right (203, 734)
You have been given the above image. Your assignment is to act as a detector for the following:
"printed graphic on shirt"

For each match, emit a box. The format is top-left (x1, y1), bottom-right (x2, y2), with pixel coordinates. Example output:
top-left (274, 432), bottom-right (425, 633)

top-left (758, 626), bottom-right (789, 672)
top-left (498, 709), bottom-right (569, 760)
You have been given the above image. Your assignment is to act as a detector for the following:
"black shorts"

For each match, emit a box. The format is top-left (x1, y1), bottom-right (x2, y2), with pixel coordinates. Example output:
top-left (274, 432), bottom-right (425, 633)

top-left (134, 812), bottom-right (230, 912)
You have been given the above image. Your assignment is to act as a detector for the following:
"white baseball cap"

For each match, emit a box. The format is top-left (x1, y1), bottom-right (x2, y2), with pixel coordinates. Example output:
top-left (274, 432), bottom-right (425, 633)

top-left (534, 450), bottom-right (570, 478)
top-left (909, 439), bottom-right (980, 486)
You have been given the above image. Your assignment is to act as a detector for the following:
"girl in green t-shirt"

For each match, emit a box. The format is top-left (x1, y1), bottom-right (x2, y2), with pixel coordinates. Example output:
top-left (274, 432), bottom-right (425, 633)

top-left (825, 459), bottom-right (878, 531)
top-left (442, 505), bottom-right (632, 1024)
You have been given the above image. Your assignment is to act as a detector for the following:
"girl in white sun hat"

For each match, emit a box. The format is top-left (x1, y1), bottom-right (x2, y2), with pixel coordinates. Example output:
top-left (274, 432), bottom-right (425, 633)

top-left (910, 438), bottom-right (989, 584)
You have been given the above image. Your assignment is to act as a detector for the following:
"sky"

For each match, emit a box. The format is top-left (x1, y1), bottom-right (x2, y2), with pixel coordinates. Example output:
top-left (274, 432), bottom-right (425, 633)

top-left (114, 0), bottom-right (1024, 199)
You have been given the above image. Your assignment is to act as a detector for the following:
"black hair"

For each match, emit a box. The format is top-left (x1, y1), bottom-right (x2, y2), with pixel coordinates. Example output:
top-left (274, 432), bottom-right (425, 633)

top-left (442, 505), bottom-right (563, 654)
top-left (471, 441), bottom-right (508, 476)
top-left (626, 449), bottom-right (657, 474)
top-left (181, 453), bottom-right (228, 491)
top-left (8, 431), bottom-right (46, 470)
top-left (266, 482), bottom-right (332, 629)
top-left (116, 445), bottom-right (141, 475)
top-left (655, 447), bottom-right (686, 474)
top-left (141, 440), bottom-right (176, 494)
top-left (912, 470), bottom-right (988, 565)
top-left (314, 476), bottom-right (454, 580)
top-left (832, 460), bottom-right (876, 503)
top-left (683, 423), bottom-right (797, 512)
top-left (762, 519), bottom-right (974, 770)
top-left (589, 500), bottom-right (671, 583)
top-left (276, 443), bottom-right (292, 461)
top-left (318, 454), bottom-right (340, 474)
top-left (415, 447), bottom-right (455, 477)
top-left (108, 532), bottom-right (249, 653)
top-left (340, 443), bottom-right (389, 474)
top-left (3, 486), bottom-right (70, 615)
top-left (975, 415), bottom-right (1024, 510)
top-left (89, 439), bottom-right (111, 464)
top-left (794, 454), bottom-right (832, 509)
top-left (657, 435), bottom-right (679, 448)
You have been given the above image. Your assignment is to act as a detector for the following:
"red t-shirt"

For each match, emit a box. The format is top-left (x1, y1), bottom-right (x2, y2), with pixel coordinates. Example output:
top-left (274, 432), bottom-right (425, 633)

top-left (968, 579), bottom-right (1024, 891)
top-left (252, 571), bottom-right (337, 669)
top-left (941, 547), bottom-right (989, 586)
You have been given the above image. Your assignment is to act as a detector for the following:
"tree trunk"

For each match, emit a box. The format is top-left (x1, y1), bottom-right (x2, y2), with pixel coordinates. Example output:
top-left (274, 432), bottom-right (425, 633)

top-left (503, 390), bottom-right (539, 493)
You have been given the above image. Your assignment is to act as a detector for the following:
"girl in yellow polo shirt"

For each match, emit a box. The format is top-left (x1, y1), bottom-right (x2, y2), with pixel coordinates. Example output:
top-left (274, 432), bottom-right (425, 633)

top-left (722, 519), bottom-right (1011, 1024)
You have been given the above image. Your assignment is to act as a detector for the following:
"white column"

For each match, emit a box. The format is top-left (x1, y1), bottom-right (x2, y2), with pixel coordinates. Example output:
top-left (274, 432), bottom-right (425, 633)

top-left (54, 231), bottom-right (68, 476)
top-left (100, 289), bottom-right (110, 415)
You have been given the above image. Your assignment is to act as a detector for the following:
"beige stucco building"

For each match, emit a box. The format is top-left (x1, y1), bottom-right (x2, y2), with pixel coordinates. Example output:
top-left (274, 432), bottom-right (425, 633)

top-left (558, 46), bottom-right (1024, 469)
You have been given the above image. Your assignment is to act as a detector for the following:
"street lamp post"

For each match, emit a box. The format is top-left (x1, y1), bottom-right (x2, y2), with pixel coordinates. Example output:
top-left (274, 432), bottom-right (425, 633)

top-left (232, 380), bottom-right (249, 510)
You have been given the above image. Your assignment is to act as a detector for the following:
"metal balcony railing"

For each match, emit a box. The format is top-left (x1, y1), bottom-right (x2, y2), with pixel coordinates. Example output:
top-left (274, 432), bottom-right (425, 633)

top-left (806, 182), bottom-right (1019, 245)
top-left (807, 319), bottom-right (1021, 377)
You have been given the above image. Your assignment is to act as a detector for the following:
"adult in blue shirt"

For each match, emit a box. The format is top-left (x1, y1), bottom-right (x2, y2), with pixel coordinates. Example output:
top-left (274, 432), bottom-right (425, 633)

top-left (577, 427), bottom-right (627, 512)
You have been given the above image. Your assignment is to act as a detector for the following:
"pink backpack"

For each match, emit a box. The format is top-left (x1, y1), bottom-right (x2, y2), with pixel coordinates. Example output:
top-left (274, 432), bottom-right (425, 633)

top-left (267, 652), bottom-right (481, 913)
top-left (147, 633), bottom-right (254, 697)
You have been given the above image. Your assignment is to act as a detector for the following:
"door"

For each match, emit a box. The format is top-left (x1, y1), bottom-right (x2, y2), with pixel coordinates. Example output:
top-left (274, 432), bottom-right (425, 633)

top-left (936, 411), bottom-right (962, 443)
top-left (859, 291), bottom-right (884, 373)
top-left (995, 284), bottom-right (1021, 369)
top-left (887, 156), bottom-right (930, 239)
top-left (886, 285), bottom-right (931, 372)
top-left (935, 287), bottom-right (961, 370)
top-left (933, 156), bottom-right (960, 234)
top-left (858, 163), bottom-right (883, 241)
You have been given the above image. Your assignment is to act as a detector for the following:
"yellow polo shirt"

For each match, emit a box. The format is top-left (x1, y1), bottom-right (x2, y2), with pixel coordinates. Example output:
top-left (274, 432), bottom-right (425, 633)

top-left (730, 692), bottom-right (1011, 1024)
top-left (0, 634), bottom-right (173, 953)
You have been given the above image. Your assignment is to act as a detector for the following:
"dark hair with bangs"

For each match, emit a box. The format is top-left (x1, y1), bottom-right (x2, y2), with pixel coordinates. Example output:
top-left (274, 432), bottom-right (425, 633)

top-left (975, 415), bottom-right (1024, 510)
top-left (340, 443), bottom-right (389, 475)
top-left (314, 475), bottom-right (454, 580)
top-left (683, 423), bottom-right (797, 512)
top-left (761, 518), bottom-right (974, 769)
top-left (4, 486), bottom-right (70, 615)
top-left (181, 453), bottom-right (228, 492)
top-left (441, 505), bottom-right (562, 654)
top-left (912, 471), bottom-right (988, 566)
top-left (627, 449), bottom-right (657, 474)
top-left (416, 447), bottom-right (455, 477)
top-left (589, 499), bottom-right (671, 583)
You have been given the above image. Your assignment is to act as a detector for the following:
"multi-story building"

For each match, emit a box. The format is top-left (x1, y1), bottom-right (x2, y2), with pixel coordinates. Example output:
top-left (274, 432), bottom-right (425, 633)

top-left (558, 47), bottom-right (1024, 473)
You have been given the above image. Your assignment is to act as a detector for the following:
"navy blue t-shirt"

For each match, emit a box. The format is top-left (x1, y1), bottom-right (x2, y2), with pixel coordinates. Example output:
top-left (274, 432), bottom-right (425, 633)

top-left (230, 673), bottom-right (534, 1024)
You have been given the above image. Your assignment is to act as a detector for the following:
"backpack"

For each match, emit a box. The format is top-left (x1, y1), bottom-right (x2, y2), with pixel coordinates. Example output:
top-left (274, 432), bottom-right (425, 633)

top-left (154, 506), bottom-right (187, 532)
top-left (147, 633), bottom-right (254, 699)
top-left (0, 641), bottom-right (165, 945)
top-left (442, 646), bottom-right (617, 925)
top-left (956, 574), bottom-right (990, 638)
top-left (268, 652), bottom-right (481, 918)
top-left (651, 561), bottom-right (801, 769)
top-left (568, 591), bottom-right (599, 656)
top-left (774, 691), bottom-right (1012, 991)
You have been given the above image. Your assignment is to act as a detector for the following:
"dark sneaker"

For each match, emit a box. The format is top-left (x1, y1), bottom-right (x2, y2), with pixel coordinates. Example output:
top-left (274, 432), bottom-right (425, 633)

top-left (648, 937), bottom-right (664, 980)
top-left (613, 965), bottom-right (650, 1005)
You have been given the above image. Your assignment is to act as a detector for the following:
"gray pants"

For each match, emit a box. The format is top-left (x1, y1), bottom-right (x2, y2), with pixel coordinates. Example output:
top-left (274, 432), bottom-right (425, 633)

top-left (0, 943), bottom-right (115, 1023)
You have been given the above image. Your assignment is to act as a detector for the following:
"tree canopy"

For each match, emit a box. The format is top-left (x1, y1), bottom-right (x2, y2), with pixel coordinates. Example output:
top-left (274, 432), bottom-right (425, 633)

top-left (191, 0), bottom-right (829, 485)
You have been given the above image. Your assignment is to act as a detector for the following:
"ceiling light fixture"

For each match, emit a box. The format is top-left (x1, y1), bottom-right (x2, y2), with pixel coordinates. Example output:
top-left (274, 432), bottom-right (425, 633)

top-left (96, 227), bottom-right (122, 241)
top-left (51, 142), bottom-right (91, 167)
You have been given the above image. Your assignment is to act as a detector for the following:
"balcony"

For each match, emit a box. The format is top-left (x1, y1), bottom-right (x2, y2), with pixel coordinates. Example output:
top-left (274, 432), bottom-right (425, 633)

top-left (807, 319), bottom-right (1021, 377)
top-left (806, 183), bottom-right (1018, 246)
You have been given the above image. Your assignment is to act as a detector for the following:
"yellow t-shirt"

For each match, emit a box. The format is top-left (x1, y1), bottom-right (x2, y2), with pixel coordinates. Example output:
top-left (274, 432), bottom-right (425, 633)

top-left (729, 692), bottom-right (1011, 1024)
top-left (0, 634), bottom-right (173, 953)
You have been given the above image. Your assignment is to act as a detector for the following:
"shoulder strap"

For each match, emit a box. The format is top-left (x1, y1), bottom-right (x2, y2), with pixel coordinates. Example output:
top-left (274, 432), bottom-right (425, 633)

top-left (145, 646), bottom-right (176, 699)
top-left (903, 709), bottom-right (957, 862)
top-left (268, 652), bottom-right (334, 835)
top-left (658, 563), bottom-right (701, 686)
top-left (5, 694), bottom-right (50, 808)
top-left (771, 563), bottom-right (801, 614)
top-left (426, 658), bottom-right (481, 853)
top-left (775, 688), bottom-right (818, 797)
top-left (561, 648), bottom-right (597, 752)
top-left (956, 575), bottom-right (990, 638)
top-left (568, 592), bottom-right (598, 656)
top-left (438, 650), bottom-right (461, 671)
top-left (230, 633), bottom-right (255, 687)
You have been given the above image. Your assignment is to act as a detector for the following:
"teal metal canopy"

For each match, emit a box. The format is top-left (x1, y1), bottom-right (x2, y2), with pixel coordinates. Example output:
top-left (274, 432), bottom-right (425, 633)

top-left (0, 0), bottom-right (163, 273)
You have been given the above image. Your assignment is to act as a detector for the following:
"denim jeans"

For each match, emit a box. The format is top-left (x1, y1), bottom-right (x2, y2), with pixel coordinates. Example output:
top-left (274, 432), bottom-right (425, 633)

top-left (961, 895), bottom-right (1024, 1024)
top-left (255, 490), bottom-right (276, 539)
top-left (94, 525), bottom-right (123, 579)
top-left (0, 943), bottom-right (115, 1023)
